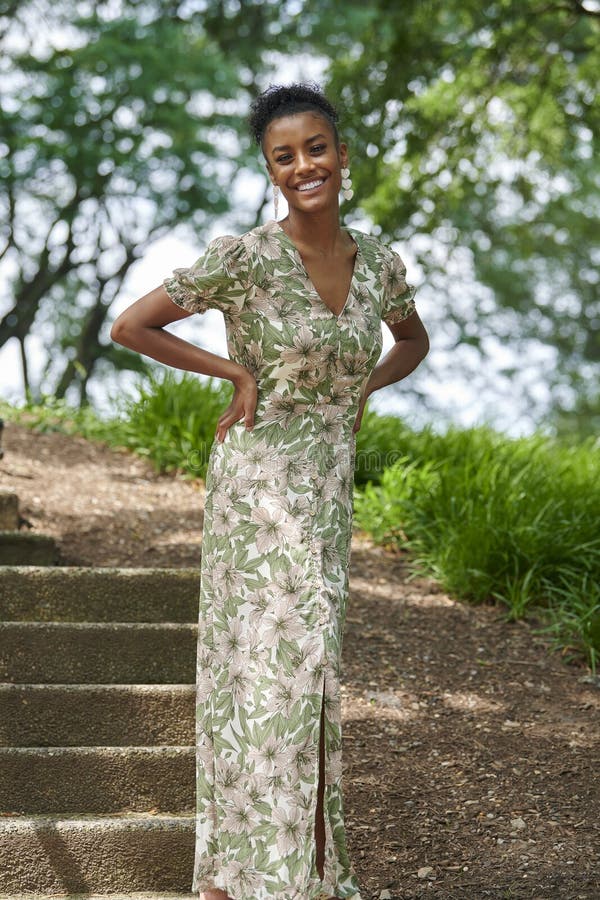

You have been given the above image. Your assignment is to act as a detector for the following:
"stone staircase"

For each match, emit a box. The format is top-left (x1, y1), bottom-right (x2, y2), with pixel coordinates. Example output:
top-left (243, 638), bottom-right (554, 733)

top-left (0, 565), bottom-right (202, 898)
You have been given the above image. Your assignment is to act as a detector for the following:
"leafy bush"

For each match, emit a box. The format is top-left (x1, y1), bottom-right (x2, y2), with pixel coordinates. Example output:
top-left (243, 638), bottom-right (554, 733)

top-left (354, 425), bottom-right (600, 671)
top-left (112, 371), bottom-right (232, 479)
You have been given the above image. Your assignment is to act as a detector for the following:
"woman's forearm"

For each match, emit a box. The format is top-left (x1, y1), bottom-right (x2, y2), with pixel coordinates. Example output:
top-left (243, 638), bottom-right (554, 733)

top-left (112, 322), bottom-right (249, 386)
top-left (365, 336), bottom-right (429, 396)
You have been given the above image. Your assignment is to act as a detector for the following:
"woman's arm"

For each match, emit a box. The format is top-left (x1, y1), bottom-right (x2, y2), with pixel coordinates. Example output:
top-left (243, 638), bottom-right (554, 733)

top-left (352, 310), bottom-right (429, 434)
top-left (366, 309), bottom-right (429, 395)
top-left (110, 285), bottom-right (257, 440)
top-left (111, 285), bottom-right (245, 383)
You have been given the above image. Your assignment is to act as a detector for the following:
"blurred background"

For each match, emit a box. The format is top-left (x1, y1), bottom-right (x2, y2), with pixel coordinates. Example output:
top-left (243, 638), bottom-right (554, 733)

top-left (1, 0), bottom-right (599, 438)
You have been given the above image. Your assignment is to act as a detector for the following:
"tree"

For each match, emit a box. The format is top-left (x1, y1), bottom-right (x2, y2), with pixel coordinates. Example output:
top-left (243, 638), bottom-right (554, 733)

top-left (4, 0), bottom-right (598, 430)
top-left (0, 0), bottom-right (276, 403)
top-left (311, 0), bottom-right (600, 428)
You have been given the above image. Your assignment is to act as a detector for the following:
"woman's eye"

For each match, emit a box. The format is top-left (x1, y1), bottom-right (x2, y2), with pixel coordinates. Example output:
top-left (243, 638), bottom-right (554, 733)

top-left (275, 145), bottom-right (325, 163)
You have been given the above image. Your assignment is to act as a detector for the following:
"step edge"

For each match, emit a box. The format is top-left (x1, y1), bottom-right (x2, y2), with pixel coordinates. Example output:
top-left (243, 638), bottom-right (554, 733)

top-left (0, 812), bottom-right (194, 829)
top-left (0, 745), bottom-right (193, 753)
top-left (0, 565), bottom-right (200, 575)
top-left (0, 683), bottom-right (195, 691)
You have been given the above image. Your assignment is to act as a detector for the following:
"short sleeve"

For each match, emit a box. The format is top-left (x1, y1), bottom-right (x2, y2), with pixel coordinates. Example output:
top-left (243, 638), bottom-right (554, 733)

top-left (163, 234), bottom-right (249, 315)
top-left (380, 246), bottom-right (417, 325)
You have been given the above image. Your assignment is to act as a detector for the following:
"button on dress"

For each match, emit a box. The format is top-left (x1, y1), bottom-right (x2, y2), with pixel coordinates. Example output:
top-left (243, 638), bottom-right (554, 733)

top-left (163, 218), bottom-right (417, 900)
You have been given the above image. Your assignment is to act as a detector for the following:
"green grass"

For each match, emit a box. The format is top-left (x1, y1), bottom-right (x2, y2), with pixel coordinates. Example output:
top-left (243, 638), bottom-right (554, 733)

top-left (3, 378), bottom-right (599, 672)
top-left (353, 423), bottom-right (600, 673)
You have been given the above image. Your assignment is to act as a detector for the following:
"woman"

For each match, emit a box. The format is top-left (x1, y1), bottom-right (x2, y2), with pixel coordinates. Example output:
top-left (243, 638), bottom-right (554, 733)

top-left (111, 82), bottom-right (429, 900)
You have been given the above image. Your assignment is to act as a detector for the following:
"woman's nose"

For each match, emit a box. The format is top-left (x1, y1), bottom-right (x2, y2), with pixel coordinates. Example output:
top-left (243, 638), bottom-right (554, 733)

top-left (295, 152), bottom-right (316, 174)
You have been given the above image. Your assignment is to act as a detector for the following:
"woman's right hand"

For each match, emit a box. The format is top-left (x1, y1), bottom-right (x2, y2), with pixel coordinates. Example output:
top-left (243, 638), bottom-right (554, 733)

top-left (215, 369), bottom-right (258, 443)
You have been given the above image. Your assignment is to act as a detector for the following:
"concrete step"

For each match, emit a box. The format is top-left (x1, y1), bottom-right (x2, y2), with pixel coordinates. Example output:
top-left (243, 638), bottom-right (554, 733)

top-left (0, 566), bottom-right (200, 622)
top-left (0, 746), bottom-right (193, 814)
top-left (0, 532), bottom-right (59, 566)
top-left (0, 622), bottom-right (197, 683)
top-left (0, 684), bottom-right (194, 747)
top-left (0, 814), bottom-right (194, 894)
top-left (1, 567), bottom-right (203, 895)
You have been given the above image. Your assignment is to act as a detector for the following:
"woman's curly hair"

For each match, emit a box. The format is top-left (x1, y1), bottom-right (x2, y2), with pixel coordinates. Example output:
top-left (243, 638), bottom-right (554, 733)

top-left (248, 82), bottom-right (340, 149)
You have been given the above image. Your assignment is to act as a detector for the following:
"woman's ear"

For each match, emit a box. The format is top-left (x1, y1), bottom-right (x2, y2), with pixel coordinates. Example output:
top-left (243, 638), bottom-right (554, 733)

top-left (339, 142), bottom-right (349, 169)
top-left (266, 162), bottom-right (277, 186)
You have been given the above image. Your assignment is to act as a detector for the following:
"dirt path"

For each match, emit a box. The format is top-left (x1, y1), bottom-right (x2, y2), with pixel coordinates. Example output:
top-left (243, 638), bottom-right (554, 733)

top-left (2, 421), bottom-right (599, 899)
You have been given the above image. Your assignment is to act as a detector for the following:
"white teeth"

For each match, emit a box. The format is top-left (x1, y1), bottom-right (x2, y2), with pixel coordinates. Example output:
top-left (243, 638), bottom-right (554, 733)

top-left (297, 179), bottom-right (324, 192)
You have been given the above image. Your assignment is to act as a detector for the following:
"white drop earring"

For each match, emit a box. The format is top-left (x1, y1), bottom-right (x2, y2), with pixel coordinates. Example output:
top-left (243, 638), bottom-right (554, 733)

top-left (341, 166), bottom-right (353, 201)
top-left (273, 184), bottom-right (279, 219)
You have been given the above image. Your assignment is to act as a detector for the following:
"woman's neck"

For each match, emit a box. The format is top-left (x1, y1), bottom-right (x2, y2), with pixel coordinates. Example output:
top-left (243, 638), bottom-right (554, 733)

top-left (280, 206), bottom-right (347, 257)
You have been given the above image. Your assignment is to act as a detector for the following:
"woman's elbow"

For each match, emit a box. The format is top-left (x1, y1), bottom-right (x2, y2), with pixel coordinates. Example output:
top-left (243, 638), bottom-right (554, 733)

top-left (110, 313), bottom-right (135, 347)
top-left (413, 327), bottom-right (430, 362)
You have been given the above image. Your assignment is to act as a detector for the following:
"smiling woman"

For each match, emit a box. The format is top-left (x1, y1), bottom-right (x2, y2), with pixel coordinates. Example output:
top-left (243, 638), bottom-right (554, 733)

top-left (110, 81), bottom-right (429, 900)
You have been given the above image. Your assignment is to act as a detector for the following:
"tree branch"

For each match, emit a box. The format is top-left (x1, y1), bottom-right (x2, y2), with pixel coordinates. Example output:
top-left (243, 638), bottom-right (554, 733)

top-left (0, 188), bottom-right (82, 348)
top-left (54, 241), bottom-right (139, 402)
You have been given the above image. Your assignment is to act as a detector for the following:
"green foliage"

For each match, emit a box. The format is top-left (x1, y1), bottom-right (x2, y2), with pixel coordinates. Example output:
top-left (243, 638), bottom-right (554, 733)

top-left (540, 575), bottom-right (600, 676)
top-left (0, 0), bottom-right (279, 401)
top-left (353, 405), bottom-right (417, 486)
top-left (551, 389), bottom-right (600, 441)
top-left (310, 0), bottom-right (600, 423)
top-left (1, 394), bottom-right (115, 443)
top-left (354, 424), bottom-right (600, 671)
top-left (114, 371), bottom-right (233, 479)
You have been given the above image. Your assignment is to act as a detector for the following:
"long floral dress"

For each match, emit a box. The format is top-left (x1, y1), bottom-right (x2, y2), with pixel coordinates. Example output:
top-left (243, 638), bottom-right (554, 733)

top-left (163, 218), bottom-right (417, 900)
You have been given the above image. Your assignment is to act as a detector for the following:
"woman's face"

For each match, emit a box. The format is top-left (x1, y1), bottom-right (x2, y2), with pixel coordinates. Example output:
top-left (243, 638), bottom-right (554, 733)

top-left (263, 111), bottom-right (348, 216)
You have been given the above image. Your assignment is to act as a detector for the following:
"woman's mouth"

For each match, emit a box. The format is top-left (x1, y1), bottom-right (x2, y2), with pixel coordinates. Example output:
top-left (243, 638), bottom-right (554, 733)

top-left (296, 178), bottom-right (326, 193)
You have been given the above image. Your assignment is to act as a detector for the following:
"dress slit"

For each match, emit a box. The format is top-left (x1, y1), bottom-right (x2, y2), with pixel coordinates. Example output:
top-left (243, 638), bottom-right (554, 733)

top-left (315, 673), bottom-right (327, 888)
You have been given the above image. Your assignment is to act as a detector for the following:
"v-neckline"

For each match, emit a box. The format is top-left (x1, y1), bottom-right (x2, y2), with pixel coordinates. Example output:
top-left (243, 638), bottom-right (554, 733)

top-left (271, 219), bottom-right (361, 320)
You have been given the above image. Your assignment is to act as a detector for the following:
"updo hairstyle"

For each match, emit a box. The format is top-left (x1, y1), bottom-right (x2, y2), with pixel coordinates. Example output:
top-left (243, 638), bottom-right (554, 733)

top-left (248, 82), bottom-right (340, 151)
